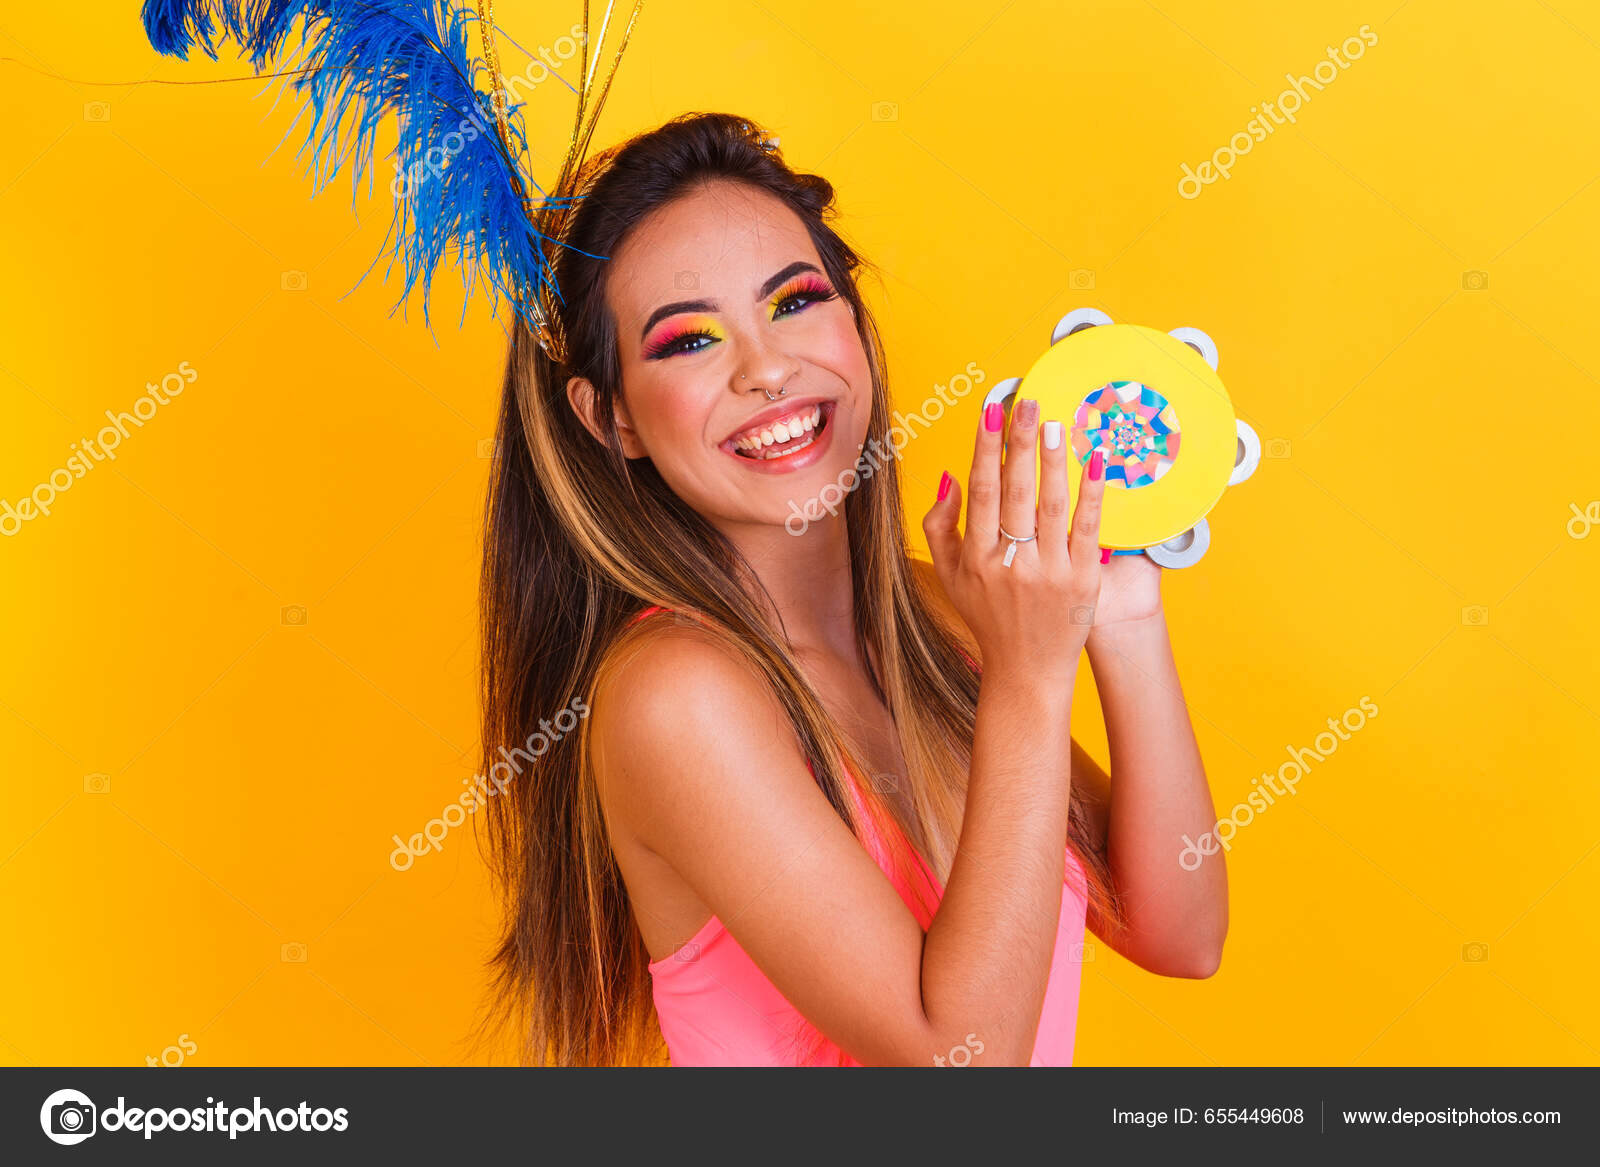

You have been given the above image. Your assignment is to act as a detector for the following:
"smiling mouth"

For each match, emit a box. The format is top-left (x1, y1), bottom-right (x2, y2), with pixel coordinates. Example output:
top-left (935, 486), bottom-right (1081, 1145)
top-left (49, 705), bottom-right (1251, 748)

top-left (725, 401), bottom-right (835, 461)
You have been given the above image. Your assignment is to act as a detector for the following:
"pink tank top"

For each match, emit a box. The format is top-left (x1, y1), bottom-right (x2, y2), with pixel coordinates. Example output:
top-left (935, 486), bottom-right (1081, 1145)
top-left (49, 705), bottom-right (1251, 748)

top-left (626, 605), bottom-right (1091, 1067)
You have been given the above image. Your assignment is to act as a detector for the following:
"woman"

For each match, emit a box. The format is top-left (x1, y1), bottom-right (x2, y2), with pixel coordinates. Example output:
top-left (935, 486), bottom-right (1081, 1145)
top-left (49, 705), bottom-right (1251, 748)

top-left (477, 112), bottom-right (1228, 1067)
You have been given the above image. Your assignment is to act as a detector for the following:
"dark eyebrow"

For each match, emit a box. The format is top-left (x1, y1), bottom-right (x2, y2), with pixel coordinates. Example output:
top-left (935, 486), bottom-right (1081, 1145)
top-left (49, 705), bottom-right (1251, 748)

top-left (638, 261), bottom-right (824, 342)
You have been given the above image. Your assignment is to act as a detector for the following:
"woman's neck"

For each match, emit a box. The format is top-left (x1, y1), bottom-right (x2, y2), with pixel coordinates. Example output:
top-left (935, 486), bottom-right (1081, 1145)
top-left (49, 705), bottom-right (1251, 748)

top-left (718, 511), bottom-right (858, 660)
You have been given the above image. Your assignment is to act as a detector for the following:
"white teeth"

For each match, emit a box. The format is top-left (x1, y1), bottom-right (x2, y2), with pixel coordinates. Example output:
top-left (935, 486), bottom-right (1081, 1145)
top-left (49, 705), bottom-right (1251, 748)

top-left (730, 404), bottom-right (826, 460)
top-left (748, 432), bottom-right (816, 460)
top-left (730, 404), bottom-right (823, 451)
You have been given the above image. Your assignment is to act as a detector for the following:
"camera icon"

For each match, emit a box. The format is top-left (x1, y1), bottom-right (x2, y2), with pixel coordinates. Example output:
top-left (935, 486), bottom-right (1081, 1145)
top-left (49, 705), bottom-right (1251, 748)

top-left (280, 270), bottom-right (308, 292)
top-left (1069, 269), bottom-right (1096, 291)
top-left (673, 270), bottom-right (699, 290)
top-left (1461, 270), bottom-right (1489, 291)
top-left (1070, 604), bottom-right (1096, 626)
top-left (1069, 941), bottom-right (1095, 962)
top-left (871, 101), bottom-right (899, 122)
top-left (1461, 605), bottom-right (1489, 627)
top-left (869, 771), bottom-right (900, 794)
top-left (281, 941), bottom-right (308, 963)
top-left (476, 437), bottom-right (501, 459)
top-left (40, 1089), bottom-right (97, 1145)
top-left (673, 940), bottom-right (700, 964)
top-left (51, 1100), bottom-right (95, 1135)
top-left (281, 605), bottom-right (308, 626)
top-left (83, 102), bottom-right (111, 122)
top-left (1264, 438), bottom-right (1291, 459)
top-left (1461, 942), bottom-right (1490, 962)
top-left (84, 772), bottom-right (111, 794)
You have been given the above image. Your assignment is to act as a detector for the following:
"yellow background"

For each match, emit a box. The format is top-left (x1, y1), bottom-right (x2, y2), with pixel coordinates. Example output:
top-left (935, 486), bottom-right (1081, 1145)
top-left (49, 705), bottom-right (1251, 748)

top-left (3, 0), bottom-right (1597, 1066)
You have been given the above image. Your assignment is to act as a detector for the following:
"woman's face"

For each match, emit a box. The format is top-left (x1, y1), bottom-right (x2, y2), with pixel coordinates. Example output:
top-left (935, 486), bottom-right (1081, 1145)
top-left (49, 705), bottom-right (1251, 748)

top-left (574, 179), bottom-right (873, 534)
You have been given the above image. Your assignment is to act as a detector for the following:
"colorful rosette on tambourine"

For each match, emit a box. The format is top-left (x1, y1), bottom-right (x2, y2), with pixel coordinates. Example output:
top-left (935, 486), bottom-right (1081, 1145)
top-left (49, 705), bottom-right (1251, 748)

top-left (137, 0), bottom-right (645, 362)
top-left (1070, 381), bottom-right (1183, 489)
top-left (983, 308), bottom-right (1259, 569)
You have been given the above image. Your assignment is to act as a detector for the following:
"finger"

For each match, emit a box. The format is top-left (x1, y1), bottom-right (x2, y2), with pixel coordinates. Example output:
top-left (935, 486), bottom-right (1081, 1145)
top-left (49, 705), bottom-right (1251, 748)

top-left (1036, 418), bottom-right (1069, 568)
top-left (999, 396), bottom-right (1040, 543)
top-left (965, 399), bottom-right (1006, 544)
top-left (1068, 447), bottom-right (1107, 568)
top-left (921, 471), bottom-right (963, 585)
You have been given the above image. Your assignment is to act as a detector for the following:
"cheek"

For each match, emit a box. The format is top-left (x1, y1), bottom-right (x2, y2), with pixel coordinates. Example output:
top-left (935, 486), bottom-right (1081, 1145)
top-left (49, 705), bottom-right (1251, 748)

top-left (647, 389), bottom-right (704, 445)
top-left (811, 313), bottom-right (872, 388)
top-left (627, 376), bottom-right (717, 460)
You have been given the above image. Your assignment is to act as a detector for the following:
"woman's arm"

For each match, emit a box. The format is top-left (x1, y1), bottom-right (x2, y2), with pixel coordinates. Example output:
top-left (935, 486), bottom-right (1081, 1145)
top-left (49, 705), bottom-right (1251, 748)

top-left (593, 622), bottom-right (1078, 1066)
top-left (1083, 609), bottom-right (1227, 978)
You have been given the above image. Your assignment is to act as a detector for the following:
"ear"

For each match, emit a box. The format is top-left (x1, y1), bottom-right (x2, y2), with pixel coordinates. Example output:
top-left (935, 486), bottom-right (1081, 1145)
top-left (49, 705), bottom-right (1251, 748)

top-left (567, 375), bottom-right (648, 458)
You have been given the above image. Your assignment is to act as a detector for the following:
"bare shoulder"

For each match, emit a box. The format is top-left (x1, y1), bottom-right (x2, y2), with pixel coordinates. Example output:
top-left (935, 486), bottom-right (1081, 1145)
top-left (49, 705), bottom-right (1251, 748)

top-left (589, 616), bottom-right (800, 854)
top-left (909, 556), bottom-right (981, 666)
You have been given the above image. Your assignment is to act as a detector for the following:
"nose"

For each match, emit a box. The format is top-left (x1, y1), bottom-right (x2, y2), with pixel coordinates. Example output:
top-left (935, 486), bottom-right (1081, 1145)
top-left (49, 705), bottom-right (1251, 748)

top-left (733, 337), bottom-right (801, 397)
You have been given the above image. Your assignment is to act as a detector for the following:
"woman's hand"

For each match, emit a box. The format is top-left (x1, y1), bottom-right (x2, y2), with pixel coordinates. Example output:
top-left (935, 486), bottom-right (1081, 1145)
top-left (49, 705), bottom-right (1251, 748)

top-left (1092, 549), bottom-right (1164, 631)
top-left (922, 397), bottom-right (1107, 691)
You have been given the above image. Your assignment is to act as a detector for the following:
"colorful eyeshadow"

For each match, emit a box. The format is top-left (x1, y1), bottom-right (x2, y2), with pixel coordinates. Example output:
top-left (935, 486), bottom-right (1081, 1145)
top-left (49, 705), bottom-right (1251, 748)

top-left (643, 313), bottom-right (724, 359)
top-left (769, 276), bottom-right (836, 317)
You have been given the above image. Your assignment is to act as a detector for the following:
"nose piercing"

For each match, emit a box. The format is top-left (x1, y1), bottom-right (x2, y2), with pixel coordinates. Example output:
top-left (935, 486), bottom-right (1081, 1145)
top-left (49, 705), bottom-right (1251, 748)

top-left (742, 373), bottom-right (786, 401)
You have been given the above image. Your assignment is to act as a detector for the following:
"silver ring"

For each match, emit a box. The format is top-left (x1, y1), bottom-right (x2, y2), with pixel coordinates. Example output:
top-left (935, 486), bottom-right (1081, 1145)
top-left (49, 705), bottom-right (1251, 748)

top-left (745, 372), bottom-right (790, 400)
top-left (997, 521), bottom-right (1037, 568)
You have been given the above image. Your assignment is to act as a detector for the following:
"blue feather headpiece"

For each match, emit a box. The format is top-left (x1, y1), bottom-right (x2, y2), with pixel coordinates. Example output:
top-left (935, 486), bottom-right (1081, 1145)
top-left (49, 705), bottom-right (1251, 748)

top-left (140, 0), bottom-right (645, 363)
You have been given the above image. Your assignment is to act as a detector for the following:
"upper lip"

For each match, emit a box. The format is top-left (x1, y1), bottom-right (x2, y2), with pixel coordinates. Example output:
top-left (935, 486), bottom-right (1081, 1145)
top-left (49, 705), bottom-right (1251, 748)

top-left (719, 396), bottom-right (833, 448)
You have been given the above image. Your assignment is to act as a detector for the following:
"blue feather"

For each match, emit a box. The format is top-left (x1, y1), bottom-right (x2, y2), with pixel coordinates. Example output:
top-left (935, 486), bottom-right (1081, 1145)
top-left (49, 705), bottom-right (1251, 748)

top-left (142, 0), bottom-right (586, 335)
top-left (143, 1), bottom-right (322, 67)
top-left (141, 0), bottom-right (228, 60)
top-left (241, 1), bottom-right (330, 69)
top-left (286, 0), bottom-right (579, 330)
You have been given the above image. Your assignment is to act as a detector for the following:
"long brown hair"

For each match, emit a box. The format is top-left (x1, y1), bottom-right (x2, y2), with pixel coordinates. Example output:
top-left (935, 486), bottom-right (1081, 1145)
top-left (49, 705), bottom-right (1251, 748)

top-left (475, 111), bottom-right (1122, 1066)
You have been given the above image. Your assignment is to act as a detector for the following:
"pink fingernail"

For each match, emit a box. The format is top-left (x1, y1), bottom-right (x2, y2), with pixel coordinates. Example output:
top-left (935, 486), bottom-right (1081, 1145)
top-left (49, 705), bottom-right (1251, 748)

top-left (937, 471), bottom-right (952, 501)
top-left (984, 402), bottom-right (1003, 432)
top-left (1100, 547), bottom-right (1112, 564)
top-left (1088, 449), bottom-right (1104, 481)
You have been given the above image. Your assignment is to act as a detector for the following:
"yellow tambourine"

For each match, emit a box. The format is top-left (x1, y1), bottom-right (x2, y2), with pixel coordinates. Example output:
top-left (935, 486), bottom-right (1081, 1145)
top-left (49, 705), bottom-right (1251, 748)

top-left (981, 308), bottom-right (1258, 568)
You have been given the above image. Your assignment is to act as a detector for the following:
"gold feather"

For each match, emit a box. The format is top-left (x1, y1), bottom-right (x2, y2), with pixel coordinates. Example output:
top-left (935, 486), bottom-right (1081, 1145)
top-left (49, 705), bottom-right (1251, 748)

top-left (475, 0), bottom-right (646, 365)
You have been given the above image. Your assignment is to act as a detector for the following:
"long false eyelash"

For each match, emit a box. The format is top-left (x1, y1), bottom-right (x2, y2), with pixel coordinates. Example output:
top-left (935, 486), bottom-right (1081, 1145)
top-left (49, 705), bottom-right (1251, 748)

top-left (643, 327), bottom-right (719, 361)
top-left (771, 277), bottom-right (839, 316)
